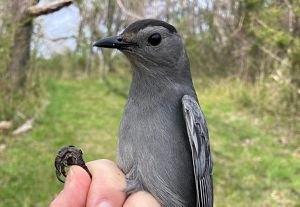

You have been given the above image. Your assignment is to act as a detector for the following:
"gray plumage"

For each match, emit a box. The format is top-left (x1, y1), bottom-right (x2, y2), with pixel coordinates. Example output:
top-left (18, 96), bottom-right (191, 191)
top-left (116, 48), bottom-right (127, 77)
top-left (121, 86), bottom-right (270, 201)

top-left (94, 19), bottom-right (213, 207)
top-left (182, 95), bottom-right (213, 207)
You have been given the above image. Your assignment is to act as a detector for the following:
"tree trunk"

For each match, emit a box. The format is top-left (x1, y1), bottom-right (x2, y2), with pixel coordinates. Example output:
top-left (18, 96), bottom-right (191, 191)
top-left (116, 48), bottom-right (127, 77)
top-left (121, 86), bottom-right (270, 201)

top-left (6, 0), bottom-right (73, 90)
top-left (102, 0), bottom-right (116, 73)
top-left (6, 21), bottom-right (33, 89)
top-left (6, 0), bottom-right (35, 90)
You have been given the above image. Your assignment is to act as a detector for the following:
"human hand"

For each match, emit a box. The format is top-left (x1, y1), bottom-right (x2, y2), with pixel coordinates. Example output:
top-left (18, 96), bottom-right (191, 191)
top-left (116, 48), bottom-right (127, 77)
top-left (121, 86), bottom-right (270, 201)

top-left (50, 159), bottom-right (161, 207)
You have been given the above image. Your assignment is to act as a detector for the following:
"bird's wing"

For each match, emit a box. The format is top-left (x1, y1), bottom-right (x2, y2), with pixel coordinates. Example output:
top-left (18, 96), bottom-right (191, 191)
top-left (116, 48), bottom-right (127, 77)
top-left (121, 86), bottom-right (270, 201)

top-left (182, 95), bottom-right (213, 207)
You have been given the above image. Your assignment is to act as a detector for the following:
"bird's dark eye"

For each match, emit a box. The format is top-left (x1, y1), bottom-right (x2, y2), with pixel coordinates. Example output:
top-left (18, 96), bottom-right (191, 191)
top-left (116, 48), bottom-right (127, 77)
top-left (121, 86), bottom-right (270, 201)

top-left (147, 33), bottom-right (161, 46)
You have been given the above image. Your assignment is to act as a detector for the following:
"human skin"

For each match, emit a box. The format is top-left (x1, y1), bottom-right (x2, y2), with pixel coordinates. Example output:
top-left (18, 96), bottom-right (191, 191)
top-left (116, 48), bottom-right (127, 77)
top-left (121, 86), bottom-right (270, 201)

top-left (49, 159), bottom-right (161, 207)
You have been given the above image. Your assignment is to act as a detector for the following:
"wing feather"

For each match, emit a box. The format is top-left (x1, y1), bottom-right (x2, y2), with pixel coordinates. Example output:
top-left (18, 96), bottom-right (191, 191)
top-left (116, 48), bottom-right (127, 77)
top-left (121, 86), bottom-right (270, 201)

top-left (182, 95), bottom-right (213, 207)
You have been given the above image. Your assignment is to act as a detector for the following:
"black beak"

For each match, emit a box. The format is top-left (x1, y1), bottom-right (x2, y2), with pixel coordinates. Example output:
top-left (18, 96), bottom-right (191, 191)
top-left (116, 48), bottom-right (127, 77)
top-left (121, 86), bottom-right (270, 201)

top-left (93, 35), bottom-right (137, 49)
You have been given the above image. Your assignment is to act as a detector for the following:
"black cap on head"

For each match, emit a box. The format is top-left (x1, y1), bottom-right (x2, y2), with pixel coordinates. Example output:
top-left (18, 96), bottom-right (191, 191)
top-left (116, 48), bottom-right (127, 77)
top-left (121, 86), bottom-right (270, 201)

top-left (123, 19), bottom-right (177, 34)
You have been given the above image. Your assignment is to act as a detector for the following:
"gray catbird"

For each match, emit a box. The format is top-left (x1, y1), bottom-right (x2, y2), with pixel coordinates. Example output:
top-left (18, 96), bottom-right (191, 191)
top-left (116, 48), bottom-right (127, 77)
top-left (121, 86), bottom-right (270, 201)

top-left (93, 19), bottom-right (214, 207)
top-left (55, 19), bottom-right (213, 207)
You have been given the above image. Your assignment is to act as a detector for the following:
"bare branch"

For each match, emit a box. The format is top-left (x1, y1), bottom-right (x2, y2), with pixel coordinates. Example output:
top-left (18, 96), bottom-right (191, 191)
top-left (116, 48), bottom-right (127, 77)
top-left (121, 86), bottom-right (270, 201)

top-left (115, 0), bottom-right (143, 20)
top-left (258, 46), bottom-right (288, 66)
top-left (230, 14), bottom-right (245, 37)
top-left (49, 35), bottom-right (76, 42)
top-left (283, 0), bottom-right (295, 34)
top-left (12, 118), bottom-right (35, 136)
top-left (33, 28), bottom-right (76, 42)
top-left (0, 121), bottom-right (12, 130)
top-left (254, 18), bottom-right (276, 33)
top-left (28, 0), bottom-right (73, 17)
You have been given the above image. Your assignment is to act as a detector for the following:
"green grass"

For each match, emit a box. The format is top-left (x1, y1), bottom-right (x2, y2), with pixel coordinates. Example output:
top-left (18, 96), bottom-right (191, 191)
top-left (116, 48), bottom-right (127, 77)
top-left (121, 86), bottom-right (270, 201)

top-left (0, 77), bottom-right (299, 206)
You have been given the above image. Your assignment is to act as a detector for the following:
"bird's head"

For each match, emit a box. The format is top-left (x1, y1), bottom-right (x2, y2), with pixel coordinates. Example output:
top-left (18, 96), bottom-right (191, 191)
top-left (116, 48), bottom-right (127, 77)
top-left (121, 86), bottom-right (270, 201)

top-left (93, 19), bottom-right (188, 73)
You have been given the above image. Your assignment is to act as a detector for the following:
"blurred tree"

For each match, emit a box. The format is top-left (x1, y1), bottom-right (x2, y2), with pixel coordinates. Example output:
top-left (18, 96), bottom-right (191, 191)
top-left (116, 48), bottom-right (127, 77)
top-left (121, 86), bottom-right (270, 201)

top-left (74, 0), bottom-right (145, 74)
top-left (5, 0), bottom-right (73, 91)
top-left (204, 0), bottom-right (299, 117)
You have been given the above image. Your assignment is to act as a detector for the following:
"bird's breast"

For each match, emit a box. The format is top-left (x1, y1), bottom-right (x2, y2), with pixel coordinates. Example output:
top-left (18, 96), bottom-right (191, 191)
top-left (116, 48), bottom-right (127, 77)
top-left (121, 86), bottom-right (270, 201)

top-left (118, 95), bottom-right (193, 172)
top-left (118, 96), bottom-right (196, 206)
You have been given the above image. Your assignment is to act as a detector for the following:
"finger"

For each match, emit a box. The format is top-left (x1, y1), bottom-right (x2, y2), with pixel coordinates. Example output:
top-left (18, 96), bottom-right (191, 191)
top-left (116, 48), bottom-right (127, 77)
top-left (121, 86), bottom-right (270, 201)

top-left (50, 166), bottom-right (91, 207)
top-left (123, 191), bottom-right (161, 207)
top-left (86, 159), bottom-right (127, 207)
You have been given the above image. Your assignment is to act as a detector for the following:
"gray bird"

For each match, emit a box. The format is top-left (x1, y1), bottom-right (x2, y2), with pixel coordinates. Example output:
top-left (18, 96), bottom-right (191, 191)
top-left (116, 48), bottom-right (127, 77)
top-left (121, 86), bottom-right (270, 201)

top-left (94, 19), bottom-right (213, 207)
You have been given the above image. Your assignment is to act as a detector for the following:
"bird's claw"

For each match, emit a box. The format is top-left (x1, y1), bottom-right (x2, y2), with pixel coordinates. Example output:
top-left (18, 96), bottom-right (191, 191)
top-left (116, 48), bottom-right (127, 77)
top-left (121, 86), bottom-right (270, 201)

top-left (55, 145), bottom-right (92, 183)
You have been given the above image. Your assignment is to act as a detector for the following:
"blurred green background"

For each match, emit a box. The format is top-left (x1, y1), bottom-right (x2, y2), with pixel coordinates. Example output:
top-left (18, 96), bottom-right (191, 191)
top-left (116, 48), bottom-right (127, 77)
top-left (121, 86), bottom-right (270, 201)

top-left (0, 0), bottom-right (299, 206)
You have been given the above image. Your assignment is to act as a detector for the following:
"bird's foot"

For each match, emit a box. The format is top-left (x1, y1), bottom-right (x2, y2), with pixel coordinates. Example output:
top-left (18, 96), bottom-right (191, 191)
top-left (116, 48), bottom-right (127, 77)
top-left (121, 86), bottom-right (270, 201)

top-left (55, 145), bottom-right (92, 183)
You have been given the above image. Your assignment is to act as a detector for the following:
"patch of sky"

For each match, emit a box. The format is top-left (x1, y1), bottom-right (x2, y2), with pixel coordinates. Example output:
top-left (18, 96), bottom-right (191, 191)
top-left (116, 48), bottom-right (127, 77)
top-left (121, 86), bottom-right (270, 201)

top-left (32, 3), bottom-right (80, 58)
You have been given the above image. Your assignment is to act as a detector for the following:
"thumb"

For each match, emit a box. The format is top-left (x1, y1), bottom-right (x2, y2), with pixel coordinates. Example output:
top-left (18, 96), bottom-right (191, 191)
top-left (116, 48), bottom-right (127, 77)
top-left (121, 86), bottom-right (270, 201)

top-left (50, 166), bottom-right (91, 207)
top-left (86, 159), bottom-right (127, 207)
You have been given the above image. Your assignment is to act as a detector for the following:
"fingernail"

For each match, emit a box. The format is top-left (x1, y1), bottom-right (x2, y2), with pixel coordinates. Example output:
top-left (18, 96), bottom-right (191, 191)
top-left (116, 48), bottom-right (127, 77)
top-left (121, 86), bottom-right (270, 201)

top-left (98, 201), bottom-right (112, 207)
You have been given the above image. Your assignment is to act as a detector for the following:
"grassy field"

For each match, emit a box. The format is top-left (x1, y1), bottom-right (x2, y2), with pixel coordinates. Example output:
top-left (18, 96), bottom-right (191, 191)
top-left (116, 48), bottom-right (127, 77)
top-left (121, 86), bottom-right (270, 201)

top-left (0, 77), bottom-right (299, 207)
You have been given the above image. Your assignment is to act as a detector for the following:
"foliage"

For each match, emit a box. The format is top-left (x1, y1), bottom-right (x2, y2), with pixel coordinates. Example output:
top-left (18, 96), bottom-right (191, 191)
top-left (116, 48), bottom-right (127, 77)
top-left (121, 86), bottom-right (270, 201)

top-left (187, 0), bottom-right (300, 123)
